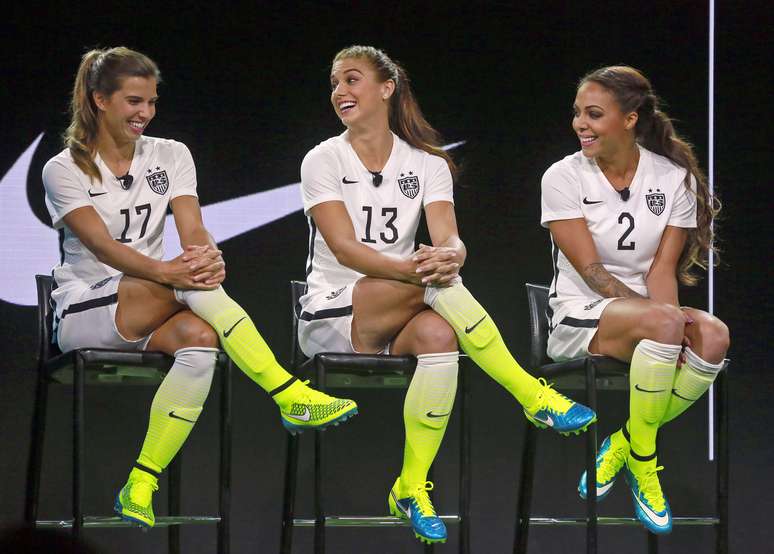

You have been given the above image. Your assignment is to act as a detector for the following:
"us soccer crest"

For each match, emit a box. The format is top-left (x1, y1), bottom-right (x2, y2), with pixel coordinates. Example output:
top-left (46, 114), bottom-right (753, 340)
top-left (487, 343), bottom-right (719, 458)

top-left (398, 172), bottom-right (420, 199)
top-left (146, 167), bottom-right (169, 195)
top-left (645, 188), bottom-right (666, 216)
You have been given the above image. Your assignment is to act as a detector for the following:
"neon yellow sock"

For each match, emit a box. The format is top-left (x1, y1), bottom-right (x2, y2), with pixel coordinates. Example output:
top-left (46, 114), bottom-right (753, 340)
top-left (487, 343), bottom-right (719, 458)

top-left (660, 347), bottom-right (723, 425)
top-left (137, 347), bottom-right (217, 471)
top-left (175, 287), bottom-right (294, 394)
top-left (425, 281), bottom-right (541, 407)
top-left (399, 352), bottom-right (458, 496)
top-left (628, 339), bottom-right (680, 456)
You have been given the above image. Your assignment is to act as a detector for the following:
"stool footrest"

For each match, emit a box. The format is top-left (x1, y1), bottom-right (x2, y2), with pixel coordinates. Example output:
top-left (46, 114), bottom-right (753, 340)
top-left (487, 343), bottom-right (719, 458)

top-left (35, 515), bottom-right (221, 529)
top-left (292, 515), bottom-right (462, 527)
top-left (526, 516), bottom-right (719, 526)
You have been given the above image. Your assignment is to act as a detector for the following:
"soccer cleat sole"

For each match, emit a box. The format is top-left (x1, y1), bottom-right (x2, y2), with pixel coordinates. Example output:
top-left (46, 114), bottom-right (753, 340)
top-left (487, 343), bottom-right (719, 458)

top-left (281, 406), bottom-right (358, 435)
top-left (415, 532), bottom-right (447, 544)
top-left (114, 495), bottom-right (153, 529)
top-left (390, 505), bottom-right (447, 544)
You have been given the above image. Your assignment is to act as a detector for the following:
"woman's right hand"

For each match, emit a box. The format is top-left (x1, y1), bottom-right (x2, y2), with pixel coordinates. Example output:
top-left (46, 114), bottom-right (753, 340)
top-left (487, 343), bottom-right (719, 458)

top-left (159, 249), bottom-right (220, 290)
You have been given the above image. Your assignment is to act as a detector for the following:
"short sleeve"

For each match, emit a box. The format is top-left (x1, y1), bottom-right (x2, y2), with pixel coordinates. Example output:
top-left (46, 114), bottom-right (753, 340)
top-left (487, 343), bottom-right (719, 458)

top-left (42, 157), bottom-right (92, 229)
top-left (668, 172), bottom-right (698, 228)
top-left (423, 156), bottom-right (454, 207)
top-left (540, 162), bottom-right (583, 227)
top-left (170, 142), bottom-right (198, 199)
top-left (300, 147), bottom-right (343, 214)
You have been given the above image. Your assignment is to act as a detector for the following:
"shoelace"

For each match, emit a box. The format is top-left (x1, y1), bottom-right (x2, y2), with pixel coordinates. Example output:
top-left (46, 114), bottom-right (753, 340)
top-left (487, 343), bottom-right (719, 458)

top-left (599, 446), bottom-right (628, 482)
top-left (130, 478), bottom-right (159, 503)
top-left (295, 379), bottom-right (334, 404)
top-left (637, 465), bottom-right (666, 511)
top-left (535, 378), bottom-right (572, 414)
top-left (411, 482), bottom-right (437, 517)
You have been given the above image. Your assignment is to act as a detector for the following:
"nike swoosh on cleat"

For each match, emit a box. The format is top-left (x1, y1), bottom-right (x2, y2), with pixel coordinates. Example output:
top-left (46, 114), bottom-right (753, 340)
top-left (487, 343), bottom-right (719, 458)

top-left (583, 197), bottom-right (603, 205)
top-left (342, 177), bottom-right (358, 184)
top-left (286, 407), bottom-right (311, 422)
top-left (168, 411), bottom-right (196, 423)
top-left (88, 190), bottom-right (108, 197)
top-left (532, 413), bottom-right (554, 426)
top-left (223, 316), bottom-right (246, 337)
top-left (634, 384), bottom-right (666, 393)
top-left (426, 411), bottom-right (451, 418)
top-left (597, 481), bottom-right (615, 496)
top-left (633, 492), bottom-right (670, 527)
top-left (0, 136), bottom-right (465, 306)
top-left (464, 315), bottom-right (486, 334)
top-left (671, 388), bottom-right (700, 401)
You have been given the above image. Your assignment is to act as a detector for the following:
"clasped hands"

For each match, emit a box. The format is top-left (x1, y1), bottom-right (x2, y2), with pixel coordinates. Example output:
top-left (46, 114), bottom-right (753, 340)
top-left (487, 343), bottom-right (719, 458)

top-left (410, 243), bottom-right (460, 287)
top-left (165, 244), bottom-right (226, 290)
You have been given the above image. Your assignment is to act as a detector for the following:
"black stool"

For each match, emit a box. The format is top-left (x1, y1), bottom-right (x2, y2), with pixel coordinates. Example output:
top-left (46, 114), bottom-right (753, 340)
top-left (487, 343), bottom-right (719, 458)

top-left (513, 283), bottom-right (728, 554)
top-left (280, 281), bottom-right (471, 554)
top-left (25, 275), bottom-right (233, 554)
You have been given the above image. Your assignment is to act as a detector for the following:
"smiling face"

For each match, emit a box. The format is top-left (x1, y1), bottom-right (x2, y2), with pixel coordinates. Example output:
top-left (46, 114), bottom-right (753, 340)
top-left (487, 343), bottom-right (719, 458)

top-left (572, 81), bottom-right (638, 159)
top-left (94, 76), bottom-right (158, 145)
top-left (330, 56), bottom-right (394, 130)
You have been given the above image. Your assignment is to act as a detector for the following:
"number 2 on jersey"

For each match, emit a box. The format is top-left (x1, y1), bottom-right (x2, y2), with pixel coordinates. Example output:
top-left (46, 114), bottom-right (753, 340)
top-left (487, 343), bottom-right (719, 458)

top-left (117, 203), bottom-right (152, 243)
top-left (361, 206), bottom-right (399, 244)
top-left (617, 212), bottom-right (635, 250)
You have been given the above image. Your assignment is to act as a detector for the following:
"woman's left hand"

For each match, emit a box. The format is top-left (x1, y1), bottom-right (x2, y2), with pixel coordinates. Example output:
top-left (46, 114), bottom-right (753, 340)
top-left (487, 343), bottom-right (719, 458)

top-left (412, 243), bottom-right (460, 287)
top-left (183, 245), bottom-right (227, 286)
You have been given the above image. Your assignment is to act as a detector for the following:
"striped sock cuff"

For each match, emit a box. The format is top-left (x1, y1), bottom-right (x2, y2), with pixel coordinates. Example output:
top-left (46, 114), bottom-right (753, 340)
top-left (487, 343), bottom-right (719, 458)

top-left (684, 347), bottom-right (726, 375)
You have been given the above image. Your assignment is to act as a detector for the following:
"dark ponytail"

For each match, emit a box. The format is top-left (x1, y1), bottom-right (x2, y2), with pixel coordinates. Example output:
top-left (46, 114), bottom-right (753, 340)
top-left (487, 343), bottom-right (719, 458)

top-left (580, 66), bottom-right (719, 286)
top-left (333, 46), bottom-right (457, 178)
top-left (64, 47), bottom-right (161, 183)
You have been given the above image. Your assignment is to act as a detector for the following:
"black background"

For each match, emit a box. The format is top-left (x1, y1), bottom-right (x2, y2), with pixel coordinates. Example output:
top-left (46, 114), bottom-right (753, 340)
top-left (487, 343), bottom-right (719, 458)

top-left (1, 2), bottom-right (771, 553)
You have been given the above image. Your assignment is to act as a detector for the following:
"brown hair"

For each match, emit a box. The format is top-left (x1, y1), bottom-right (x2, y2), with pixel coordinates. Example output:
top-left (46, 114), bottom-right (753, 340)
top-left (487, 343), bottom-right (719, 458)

top-left (64, 47), bottom-right (161, 182)
top-left (333, 45), bottom-right (457, 177)
top-left (580, 65), bottom-right (719, 285)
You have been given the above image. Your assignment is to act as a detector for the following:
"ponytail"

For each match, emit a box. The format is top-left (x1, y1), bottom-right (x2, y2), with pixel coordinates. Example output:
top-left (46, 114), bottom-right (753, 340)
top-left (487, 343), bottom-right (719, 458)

top-left (580, 66), bottom-right (719, 285)
top-left (63, 47), bottom-right (161, 183)
top-left (333, 46), bottom-right (457, 178)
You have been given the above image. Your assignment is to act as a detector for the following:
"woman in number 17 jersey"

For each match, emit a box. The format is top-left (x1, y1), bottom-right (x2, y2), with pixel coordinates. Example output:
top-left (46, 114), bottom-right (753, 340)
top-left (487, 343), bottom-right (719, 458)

top-left (299, 45), bottom-right (596, 545)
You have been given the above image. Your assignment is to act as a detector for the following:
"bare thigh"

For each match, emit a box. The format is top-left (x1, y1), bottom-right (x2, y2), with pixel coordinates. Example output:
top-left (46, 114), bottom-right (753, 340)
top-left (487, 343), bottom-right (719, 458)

top-left (115, 276), bottom-right (184, 340)
top-left (351, 277), bottom-right (427, 353)
top-left (589, 298), bottom-right (686, 362)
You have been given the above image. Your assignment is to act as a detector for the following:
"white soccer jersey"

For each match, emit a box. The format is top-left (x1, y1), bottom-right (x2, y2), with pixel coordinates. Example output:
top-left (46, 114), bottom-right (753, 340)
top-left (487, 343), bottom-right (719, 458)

top-left (42, 136), bottom-right (198, 317)
top-left (540, 145), bottom-right (697, 327)
top-left (300, 132), bottom-right (454, 301)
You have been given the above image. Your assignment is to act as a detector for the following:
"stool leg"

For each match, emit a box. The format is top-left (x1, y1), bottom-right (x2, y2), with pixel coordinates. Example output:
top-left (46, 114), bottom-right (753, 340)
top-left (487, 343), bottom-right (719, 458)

top-left (168, 455), bottom-right (182, 554)
top-left (72, 354), bottom-right (85, 540)
top-left (647, 532), bottom-right (658, 553)
top-left (280, 432), bottom-right (300, 554)
top-left (314, 358), bottom-right (326, 554)
top-left (585, 359), bottom-right (598, 554)
top-left (25, 370), bottom-right (48, 525)
top-left (218, 360), bottom-right (233, 554)
top-left (459, 364), bottom-right (471, 554)
top-left (513, 419), bottom-right (537, 554)
top-left (716, 368), bottom-right (729, 554)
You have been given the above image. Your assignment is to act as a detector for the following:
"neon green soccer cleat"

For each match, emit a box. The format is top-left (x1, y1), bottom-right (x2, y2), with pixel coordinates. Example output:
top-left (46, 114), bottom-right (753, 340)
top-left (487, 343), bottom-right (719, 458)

top-left (278, 380), bottom-right (358, 434)
top-left (114, 467), bottom-right (159, 528)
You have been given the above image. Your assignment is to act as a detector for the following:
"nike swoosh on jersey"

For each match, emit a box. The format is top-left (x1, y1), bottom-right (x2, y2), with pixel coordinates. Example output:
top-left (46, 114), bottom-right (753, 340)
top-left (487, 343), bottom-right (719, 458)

top-left (286, 407), bottom-right (311, 422)
top-left (583, 197), bottom-right (604, 204)
top-left (464, 315), bottom-right (486, 334)
top-left (342, 177), bottom-right (358, 184)
top-left (634, 384), bottom-right (667, 393)
top-left (0, 135), bottom-right (466, 306)
top-left (88, 190), bottom-right (108, 197)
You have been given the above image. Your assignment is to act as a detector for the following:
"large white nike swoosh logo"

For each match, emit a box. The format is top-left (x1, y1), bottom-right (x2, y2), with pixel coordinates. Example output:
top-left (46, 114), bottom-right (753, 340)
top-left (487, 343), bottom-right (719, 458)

top-left (286, 407), bottom-right (311, 422)
top-left (0, 134), bottom-right (465, 306)
top-left (633, 491), bottom-right (670, 527)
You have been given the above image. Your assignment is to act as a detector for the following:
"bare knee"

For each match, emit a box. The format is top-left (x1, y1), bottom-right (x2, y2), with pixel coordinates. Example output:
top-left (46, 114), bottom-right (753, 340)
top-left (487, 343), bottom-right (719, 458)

top-left (637, 303), bottom-right (685, 345)
top-left (411, 312), bottom-right (458, 354)
top-left (172, 312), bottom-right (219, 349)
top-left (689, 315), bottom-right (730, 363)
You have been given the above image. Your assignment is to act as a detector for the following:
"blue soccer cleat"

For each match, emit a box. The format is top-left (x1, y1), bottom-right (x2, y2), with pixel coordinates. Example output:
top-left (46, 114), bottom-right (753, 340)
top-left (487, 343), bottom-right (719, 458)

top-left (388, 477), bottom-right (447, 544)
top-left (624, 460), bottom-right (672, 534)
top-left (524, 378), bottom-right (597, 435)
top-left (579, 434), bottom-right (629, 500)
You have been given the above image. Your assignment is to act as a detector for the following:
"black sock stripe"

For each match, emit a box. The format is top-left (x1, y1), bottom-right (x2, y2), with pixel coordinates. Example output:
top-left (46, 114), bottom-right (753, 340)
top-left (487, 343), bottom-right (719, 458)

top-left (134, 462), bottom-right (161, 478)
top-left (270, 376), bottom-right (299, 397)
top-left (622, 424), bottom-right (631, 442)
top-left (629, 448), bottom-right (656, 462)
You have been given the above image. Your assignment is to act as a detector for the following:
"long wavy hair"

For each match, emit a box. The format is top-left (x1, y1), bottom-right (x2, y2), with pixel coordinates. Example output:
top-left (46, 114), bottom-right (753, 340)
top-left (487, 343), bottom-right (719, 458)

top-left (64, 47), bottom-right (161, 183)
top-left (333, 45), bottom-right (457, 178)
top-left (580, 65), bottom-right (720, 285)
